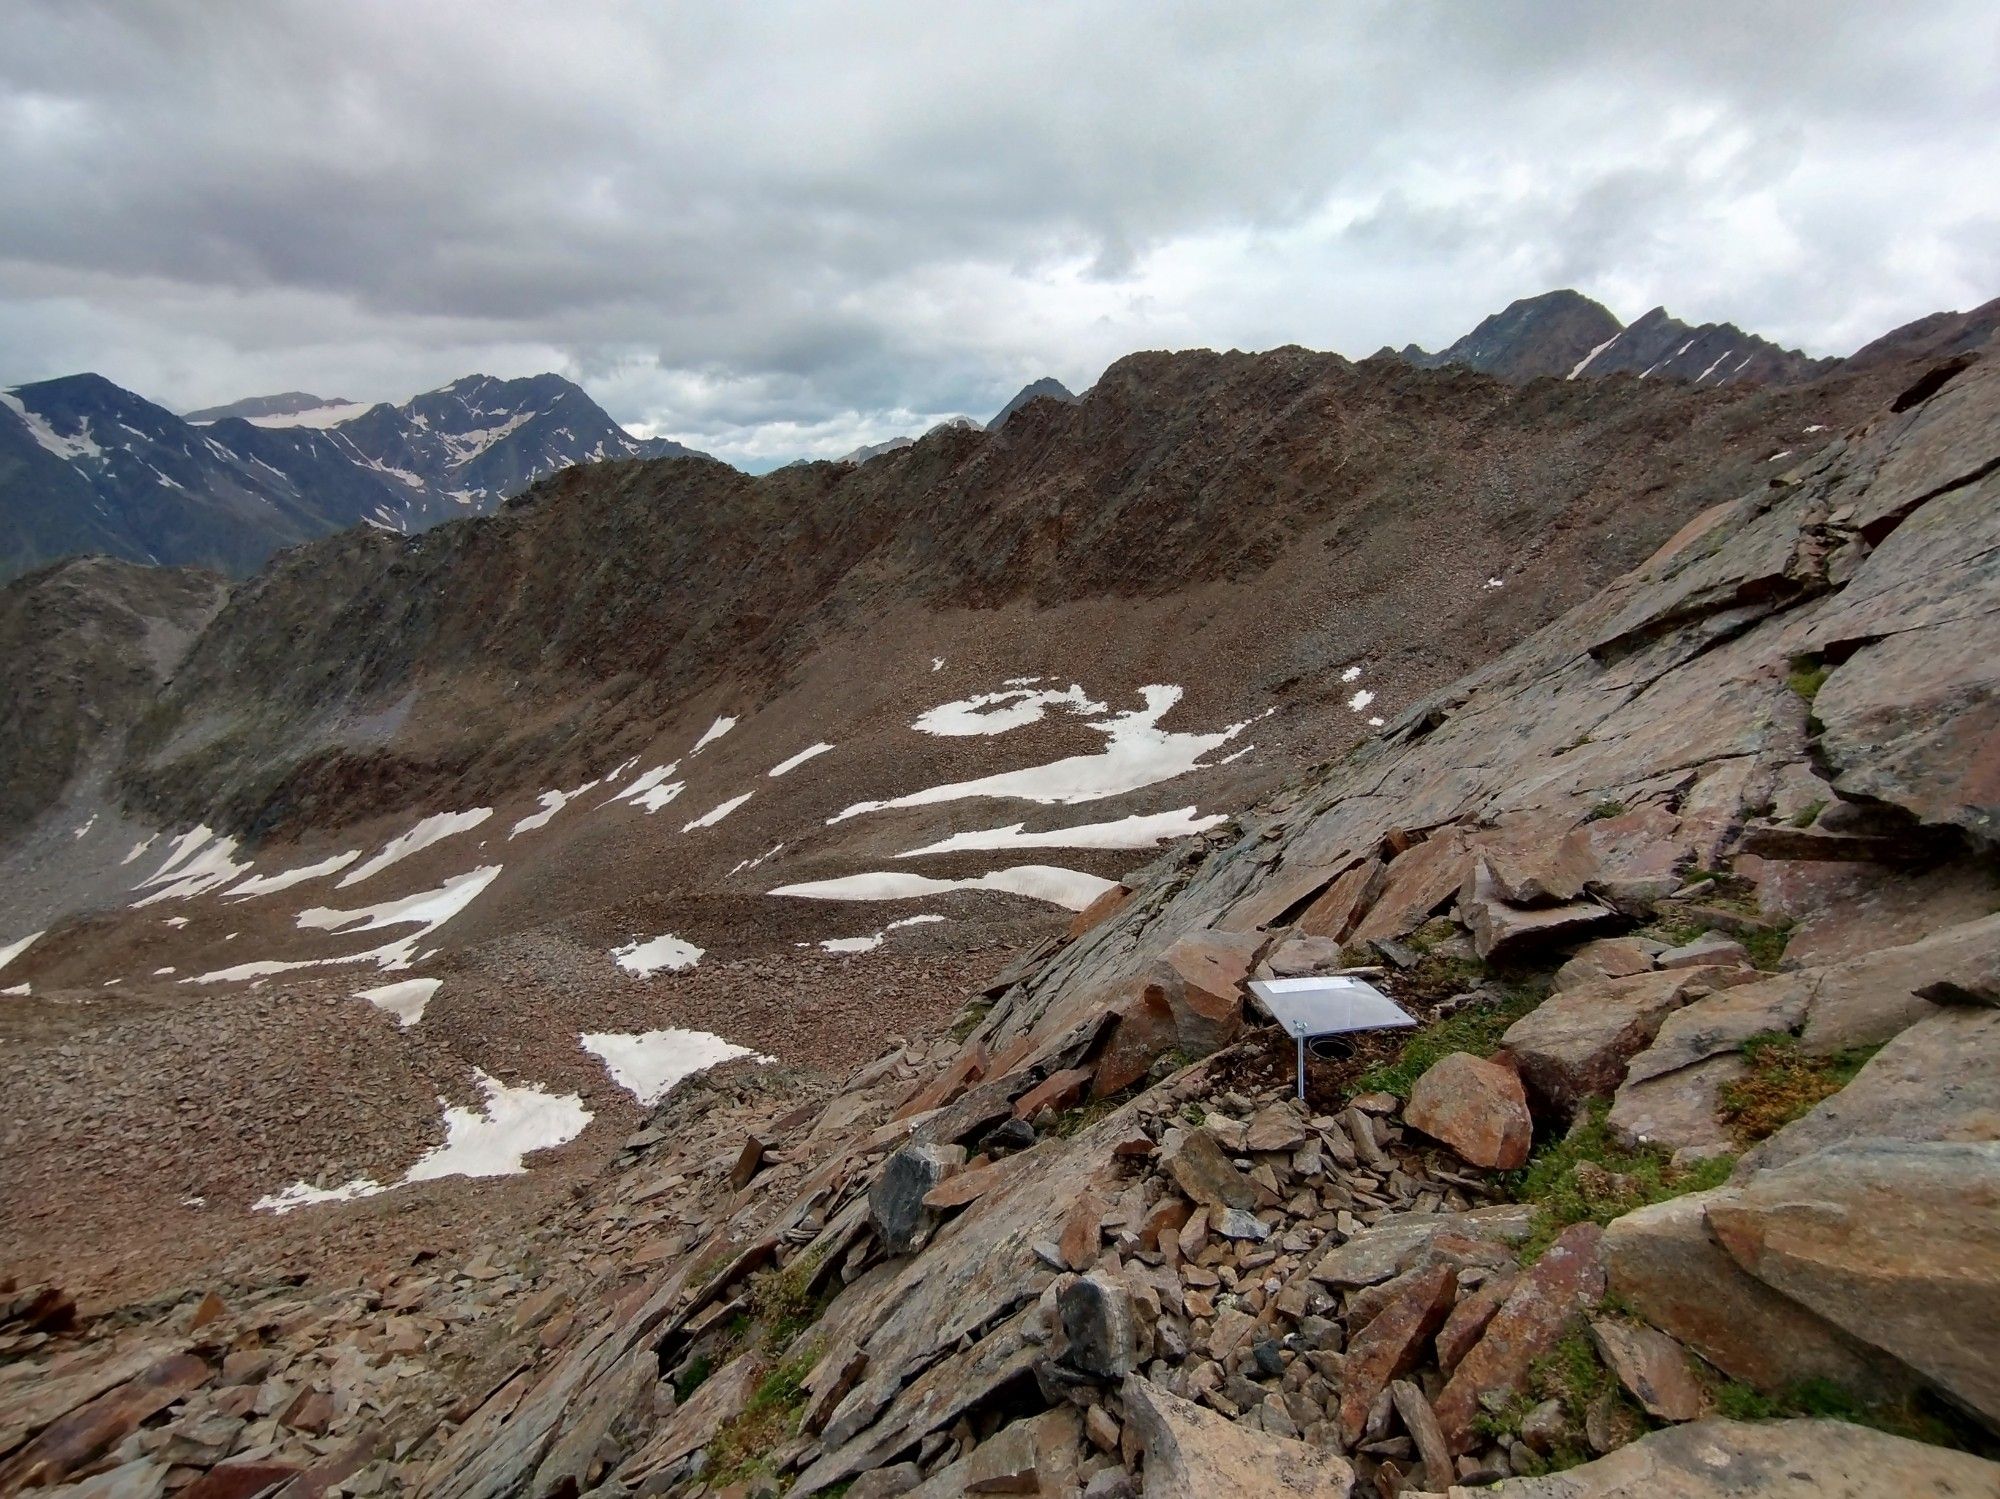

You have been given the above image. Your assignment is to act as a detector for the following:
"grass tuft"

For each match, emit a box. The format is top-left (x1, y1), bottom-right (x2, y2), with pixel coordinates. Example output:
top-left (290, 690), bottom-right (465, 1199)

top-left (1507, 1103), bottom-right (1736, 1258)
top-left (1786, 655), bottom-right (1832, 703)
top-left (1717, 1034), bottom-right (1878, 1145)
top-left (1353, 980), bottom-right (1541, 1098)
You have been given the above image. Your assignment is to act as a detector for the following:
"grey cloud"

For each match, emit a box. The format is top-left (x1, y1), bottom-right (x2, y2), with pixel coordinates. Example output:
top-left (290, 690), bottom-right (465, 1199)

top-left (2, 0), bottom-right (1997, 468)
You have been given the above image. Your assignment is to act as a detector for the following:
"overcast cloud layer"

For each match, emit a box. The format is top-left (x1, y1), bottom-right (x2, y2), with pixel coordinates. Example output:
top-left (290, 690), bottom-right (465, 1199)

top-left (3, 1), bottom-right (1997, 469)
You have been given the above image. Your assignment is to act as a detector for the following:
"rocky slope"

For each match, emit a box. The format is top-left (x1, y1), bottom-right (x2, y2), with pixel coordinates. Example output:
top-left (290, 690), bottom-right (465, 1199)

top-left (2, 344), bottom-right (1995, 1499)
top-left (1397, 290), bottom-right (1837, 385)
top-left (0, 372), bottom-right (705, 583)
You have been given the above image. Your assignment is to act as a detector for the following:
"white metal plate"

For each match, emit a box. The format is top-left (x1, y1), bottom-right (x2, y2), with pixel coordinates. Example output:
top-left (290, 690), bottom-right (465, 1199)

top-left (1248, 976), bottom-right (1415, 1039)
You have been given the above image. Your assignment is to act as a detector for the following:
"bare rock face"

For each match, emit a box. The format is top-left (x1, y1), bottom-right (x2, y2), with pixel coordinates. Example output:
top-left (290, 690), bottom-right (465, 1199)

top-left (1468, 816), bottom-right (1599, 905)
top-left (1600, 1191), bottom-right (1897, 1396)
top-left (1119, 1375), bottom-right (1355, 1498)
top-left (1707, 1139), bottom-right (2000, 1428)
top-left (1553, 937), bottom-right (1657, 993)
top-left (1403, 1052), bottom-right (1532, 1169)
top-left (1587, 1317), bottom-right (1707, 1422)
top-left (1434, 1222), bottom-right (1606, 1454)
top-left (1429, 1417), bottom-right (2000, 1497)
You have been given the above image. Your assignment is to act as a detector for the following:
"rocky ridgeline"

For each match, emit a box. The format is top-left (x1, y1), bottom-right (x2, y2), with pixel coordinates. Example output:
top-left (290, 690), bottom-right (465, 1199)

top-left (5, 352), bottom-right (1999, 1496)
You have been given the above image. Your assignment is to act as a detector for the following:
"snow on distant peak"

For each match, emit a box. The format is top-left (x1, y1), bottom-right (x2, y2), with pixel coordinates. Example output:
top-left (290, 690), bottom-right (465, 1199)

top-left (2, 389), bottom-right (104, 463)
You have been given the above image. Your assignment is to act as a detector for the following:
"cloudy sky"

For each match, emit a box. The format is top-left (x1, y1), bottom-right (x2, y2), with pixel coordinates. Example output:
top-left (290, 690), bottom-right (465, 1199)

top-left (3, 1), bottom-right (1996, 469)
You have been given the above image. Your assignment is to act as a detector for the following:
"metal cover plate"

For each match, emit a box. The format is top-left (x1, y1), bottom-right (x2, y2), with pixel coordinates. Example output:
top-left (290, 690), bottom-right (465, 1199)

top-left (1247, 976), bottom-right (1415, 1039)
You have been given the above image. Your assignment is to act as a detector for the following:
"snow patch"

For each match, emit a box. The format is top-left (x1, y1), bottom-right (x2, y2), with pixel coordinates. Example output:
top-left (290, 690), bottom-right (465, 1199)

top-left (831, 686), bottom-right (1255, 822)
top-left (0, 931), bottom-right (43, 977)
top-left (612, 933), bottom-right (704, 976)
top-left (510, 778), bottom-right (599, 837)
top-left (122, 836), bottom-right (157, 866)
top-left (581, 1029), bottom-right (769, 1105)
top-left (188, 865), bottom-right (502, 982)
top-left (690, 716), bottom-right (737, 754)
top-left (682, 793), bottom-right (752, 832)
top-left (1340, 665), bottom-right (1362, 683)
top-left (1567, 332), bottom-right (1622, 379)
top-left (604, 762), bottom-right (683, 813)
top-left (1, 390), bottom-right (103, 462)
top-left (913, 684), bottom-right (1107, 737)
top-left (1348, 690), bottom-right (1375, 712)
top-left (356, 977), bottom-right (441, 1027)
top-left (228, 850), bottom-right (360, 899)
top-left (133, 829), bottom-right (251, 905)
top-left (254, 1069), bottom-right (591, 1214)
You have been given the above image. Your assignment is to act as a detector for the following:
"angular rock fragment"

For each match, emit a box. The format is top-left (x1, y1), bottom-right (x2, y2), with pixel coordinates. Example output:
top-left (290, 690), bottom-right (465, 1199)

top-left (869, 1141), bottom-right (966, 1253)
top-left (1159, 929), bottom-right (1263, 1054)
top-left (1586, 1317), bottom-right (1706, 1421)
top-left (1433, 1416), bottom-right (2000, 1496)
top-left (1335, 1263), bottom-right (1456, 1445)
top-left (1120, 1374), bottom-right (1355, 1498)
top-left (1600, 1190), bottom-right (1897, 1396)
top-left (1404, 1051), bottom-right (1533, 1169)
top-left (1504, 968), bottom-right (1732, 1117)
top-left (1461, 861), bottom-right (1618, 961)
top-left (1162, 1128), bottom-right (1256, 1211)
top-left (1061, 1272), bottom-right (1142, 1379)
top-left (1434, 1223), bottom-right (1605, 1453)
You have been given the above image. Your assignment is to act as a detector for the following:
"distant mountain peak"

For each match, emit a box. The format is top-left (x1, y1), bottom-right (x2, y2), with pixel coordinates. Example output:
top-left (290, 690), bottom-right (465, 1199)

top-left (989, 376), bottom-right (1078, 429)
top-left (1401, 288), bottom-right (1835, 387)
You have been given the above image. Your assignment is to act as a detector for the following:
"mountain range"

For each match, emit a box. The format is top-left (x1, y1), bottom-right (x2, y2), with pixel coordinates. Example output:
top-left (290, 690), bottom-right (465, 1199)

top-left (0, 372), bottom-right (704, 583)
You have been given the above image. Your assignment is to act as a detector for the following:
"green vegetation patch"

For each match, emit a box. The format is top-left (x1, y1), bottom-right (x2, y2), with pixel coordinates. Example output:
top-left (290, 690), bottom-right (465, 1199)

top-left (1710, 1375), bottom-right (1970, 1449)
top-left (1786, 655), bottom-right (1832, 704)
top-left (1507, 1103), bottom-right (1736, 1258)
top-left (706, 1340), bottom-right (824, 1487)
top-left (1354, 980), bottom-right (1541, 1099)
top-left (1718, 1034), bottom-right (1878, 1146)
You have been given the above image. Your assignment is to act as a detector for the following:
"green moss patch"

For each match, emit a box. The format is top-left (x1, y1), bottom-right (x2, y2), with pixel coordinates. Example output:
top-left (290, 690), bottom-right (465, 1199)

top-left (1718, 1034), bottom-right (1878, 1145)
top-left (1508, 1103), bottom-right (1736, 1258)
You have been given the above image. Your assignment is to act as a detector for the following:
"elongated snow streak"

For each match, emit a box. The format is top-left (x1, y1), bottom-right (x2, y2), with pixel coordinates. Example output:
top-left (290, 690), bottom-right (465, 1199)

top-left (184, 865), bottom-right (502, 983)
top-left (913, 684), bottom-right (1106, 737)
top-left (830, 686), bottom-right (1255, 822)
top-left (612, 933), bottom-right (704, 975)
top-left (122, 835), bottom-right (158, 865)
top-left (356, 977), bottom-right (441, 1027)
top-left (227, 850), bottom-right (360, 899)
top-left (770, 864), bottom-right (1115, 912)
top-left (339, 808), bottom-right (492, 887)
top-left (132, 829), bottom-right (252, 905)
top-left (682, 792), bottom-right (752, 832)
top-left (603, 762), bottom-right (682, 813)
top-left (896, 806), bottom-right (1225, 858)
top-left (254, 1068), bottom-right (592, 1213)
top-left (580, 1028), bottom-right (769, 1104)
top-left (510, 777), bottom-right (599, 836)
top-left (818, 912), bottom-right (947, 953)
top-left (768, 743), bottom-right (835, 777)
top-left (0, 930), bottom-right (43, 977)
top-left (690, 715), bottom-right (737, 754)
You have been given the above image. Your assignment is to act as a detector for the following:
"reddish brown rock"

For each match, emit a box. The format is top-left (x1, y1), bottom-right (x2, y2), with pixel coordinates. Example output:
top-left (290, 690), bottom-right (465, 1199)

top-left (1163, 1129), bottom-right (1256, 1211)
top-left (893, 1042), bottom-right (990, 1121)
top-left (1404, 1052), bottom-right (1533, 1169)
top-left (1553, 938), bottom-right (1657, 993)
top-left (1058, 1191), bottom-right (1107, 1271)
top-left (1297, 856), bottom-right (1387, 942)
top-left (1351, 831), bottom-right (1473, 944)
top-left (1159, 930), bottom-right (1263, 1053)
top-left (1335, 1262), bottom-right (1457, 1445)
top-left (1588, 1317), bottom-right (1707, 1422)
top-left (1462, 861), bottom-right (1618, 961)
top-left (1011, 1066), bottom-right (1093, 1121)
top-left (1504, 968), bottom-right (1732, 1117)
top-left (0, 1353), bottom-right (211, 1490)
top-left (1434, 1222), bottom-right (1607, 1453)
top-left (1090, 977), bottom-right (1180, 1098)
top-left (1067, 883), bottom-right (1131, 941)
top-left (1471, 815), bottom-right (1599, 904)
top-left (179, 1462), bottom-right (304, 1499)
top-left (1433, 1276), bottom-right (1513, 1372)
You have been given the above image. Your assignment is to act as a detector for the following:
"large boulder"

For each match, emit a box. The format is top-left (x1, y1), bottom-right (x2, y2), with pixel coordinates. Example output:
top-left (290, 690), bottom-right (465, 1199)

top-left (1504, 969), bottom-right (1736, 1117)
top-left (1461, 861), bottom-right (1618, 962)
top-left (1404, 1052), bottom-right (1533, 1169)
top-left (1600, 1191), bottom-right (1897, 1395)
top-left (1420, 1416), bottom-right (2000, 1497)
top-left (1120, 1374), bottom-right (1354, 1498)
top-left (1707, 1139), bottom-right (2000, 1429)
